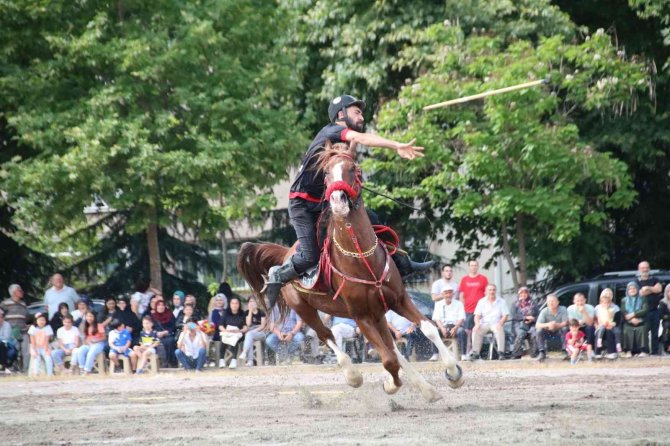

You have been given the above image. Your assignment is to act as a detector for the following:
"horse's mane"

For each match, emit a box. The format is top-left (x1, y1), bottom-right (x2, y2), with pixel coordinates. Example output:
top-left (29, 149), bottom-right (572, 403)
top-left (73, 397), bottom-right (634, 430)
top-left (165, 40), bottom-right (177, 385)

top-left (313, 139), bottom-right (358, 176)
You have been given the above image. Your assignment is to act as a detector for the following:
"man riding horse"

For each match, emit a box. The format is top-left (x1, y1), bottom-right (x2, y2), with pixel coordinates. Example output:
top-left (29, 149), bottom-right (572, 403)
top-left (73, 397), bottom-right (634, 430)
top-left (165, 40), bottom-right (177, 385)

top-left (265, 95), bottom-right (433, 306)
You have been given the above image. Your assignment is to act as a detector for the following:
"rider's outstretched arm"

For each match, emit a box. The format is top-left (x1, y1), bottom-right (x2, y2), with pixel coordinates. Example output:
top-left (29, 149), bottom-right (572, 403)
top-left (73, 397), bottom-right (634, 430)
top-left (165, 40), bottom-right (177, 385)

top-left (344, 131), bottom-right (424, 160)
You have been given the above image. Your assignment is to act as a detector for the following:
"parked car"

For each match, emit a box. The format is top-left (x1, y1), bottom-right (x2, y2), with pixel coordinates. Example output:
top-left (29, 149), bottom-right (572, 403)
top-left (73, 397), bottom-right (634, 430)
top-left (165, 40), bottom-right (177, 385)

top-left (541, 270), bottom-right (670, 309)
top-left (27, 299), bottom-right (105, 317)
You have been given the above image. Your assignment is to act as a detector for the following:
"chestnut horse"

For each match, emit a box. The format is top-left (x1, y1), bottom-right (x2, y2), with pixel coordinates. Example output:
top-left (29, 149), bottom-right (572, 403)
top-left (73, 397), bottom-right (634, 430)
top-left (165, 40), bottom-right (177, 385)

top-left (237, 142), bottom-right (463, 401)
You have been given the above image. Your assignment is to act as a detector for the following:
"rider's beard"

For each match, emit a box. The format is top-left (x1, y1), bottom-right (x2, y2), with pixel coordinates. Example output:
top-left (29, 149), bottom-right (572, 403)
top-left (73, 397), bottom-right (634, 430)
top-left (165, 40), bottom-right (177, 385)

top-left (344, 115), bottom-right (365, 133)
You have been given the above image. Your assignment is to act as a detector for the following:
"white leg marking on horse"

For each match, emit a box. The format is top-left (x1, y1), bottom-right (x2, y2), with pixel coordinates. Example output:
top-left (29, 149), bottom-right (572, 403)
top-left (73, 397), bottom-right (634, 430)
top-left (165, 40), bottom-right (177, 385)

top-left (393, 344), bottom-right (441, 402)
top-left (420, 320), bottom-right (458, 376)
top-left (327, 339), bottom-right (363, 388)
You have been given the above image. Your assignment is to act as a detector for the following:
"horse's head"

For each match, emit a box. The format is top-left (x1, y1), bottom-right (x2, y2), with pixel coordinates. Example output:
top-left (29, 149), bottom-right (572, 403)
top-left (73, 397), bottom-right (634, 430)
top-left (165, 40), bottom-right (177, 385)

top-left (319, 140), bottom-right (362, 218)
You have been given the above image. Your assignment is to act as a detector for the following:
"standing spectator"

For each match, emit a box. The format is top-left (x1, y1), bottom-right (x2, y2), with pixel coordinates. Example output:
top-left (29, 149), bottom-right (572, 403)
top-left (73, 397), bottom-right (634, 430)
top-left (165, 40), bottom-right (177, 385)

top-left (116, 297), bottom-right (141, 347)
top-left (510, 287), bottom-right (539, 359)
top-left (77, 311), bottom-right (107, 375)
top-left (108, 320), bottom-right (138, 372)
top-left (566, 319), bottom-right (593, 364)
top-left (659, 284), bottom-right (670, 354)
top-left (44, 273), bottom-right (79, 321)
top-left (266, 308), bottom-right (305, 364)
top-left (171, 291), bottom-right (185, 318)
top-left (97, 297), bottom-right (118, 329)
top-left (594, 288), bottom-right (622, 359)
top-left (0, 309), bottom-right (18, 373)
top-left (28, 313), bottom-right (54, 376)
top-left (175, 322), bottom-right (208, 372)
top-left (151, 299), bottom-right (177, 367)
top-left (470, 284), bottom-right (509, 360)
top-left (51, 314), bottom-right (80, 374)
top-left (432, 264), bottom-right (460, 302)
top-left (1, 284), bottom-right (30, 371)
top-left (635, 261), bottom-right (663, 355)
top-left (131, 278), bottom-right (159, 317)
top-left (535, 294), bottom-right (569, 362)
top-left (239, 296), bottom-right (267, 367)
top-left (218, 296), bottom-right (247, 369)
top-left (134, 317), bottom-right (161, 374)
top-left (431, 284), bottom-right (467, 361)
top-left (567, 293), bottom-right (596, 348)
top-left (386, 310), bottom-right (428, 360)
top-left (49, 302), bottom-right (71, 334)
top-left (458, 260), bottom-right (489, 349)
top-left (622, 281), bottom-right (649, 357)
top-left (71, 297), bottom-right (92, 328)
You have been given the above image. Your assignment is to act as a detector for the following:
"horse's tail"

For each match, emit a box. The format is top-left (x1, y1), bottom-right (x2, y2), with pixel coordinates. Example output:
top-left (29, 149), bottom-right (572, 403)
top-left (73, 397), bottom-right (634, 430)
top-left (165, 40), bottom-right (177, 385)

top-left (236, 241), bottom-right (291, 318)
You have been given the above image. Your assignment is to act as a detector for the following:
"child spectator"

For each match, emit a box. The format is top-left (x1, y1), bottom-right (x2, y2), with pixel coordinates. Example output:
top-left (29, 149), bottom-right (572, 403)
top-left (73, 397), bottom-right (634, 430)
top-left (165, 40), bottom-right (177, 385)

top-left (28, 313), bottom-right (54, 376)
top-left (594, 288), bottom-right (622, 359)
top-left (133, 317), bottom-right (161, 374)
top-left (49, 302), bottom-right (71, 334)
top-left (239, 296), bottom-right (267, 367)
top-left (108, 319), bottom-right (137, 372)
top-left (77, 311), bottom-right (107, 375)
top-left (52, 314), bottom-right (81, 374)
top-left (218, 296), bottom-right (247, 369)
top-left (184, 294), bottom-right (203, 320)
top-left (175, 322), bottom-right (208, 372)
top-left (566, 319), bottom-right (592, 364)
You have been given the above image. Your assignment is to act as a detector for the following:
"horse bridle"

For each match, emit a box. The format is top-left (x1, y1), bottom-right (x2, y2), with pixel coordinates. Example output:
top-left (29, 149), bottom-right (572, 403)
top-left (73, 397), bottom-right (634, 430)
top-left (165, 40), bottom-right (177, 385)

top-left (323, 154), bottom-right (363, 209)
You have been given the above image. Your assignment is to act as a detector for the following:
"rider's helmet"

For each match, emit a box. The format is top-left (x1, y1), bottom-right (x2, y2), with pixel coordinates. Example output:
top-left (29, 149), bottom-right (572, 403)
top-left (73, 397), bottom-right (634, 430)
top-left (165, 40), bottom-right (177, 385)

top-left (328, 95), bottom-right (366, 123)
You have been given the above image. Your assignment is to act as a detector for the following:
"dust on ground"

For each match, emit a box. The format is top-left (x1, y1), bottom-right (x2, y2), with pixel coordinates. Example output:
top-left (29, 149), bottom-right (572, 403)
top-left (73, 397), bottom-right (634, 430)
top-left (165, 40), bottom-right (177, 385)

top-left (2, 357), bottom-right (669, 446)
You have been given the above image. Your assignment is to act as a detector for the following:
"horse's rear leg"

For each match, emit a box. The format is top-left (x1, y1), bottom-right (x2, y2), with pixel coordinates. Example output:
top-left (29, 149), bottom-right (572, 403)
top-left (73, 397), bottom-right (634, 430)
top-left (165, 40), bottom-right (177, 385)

top-left (393, 293), bottom-right (464, 389)
top-left (357, 316), bottom-right (401, 394)
top-left (291, 301), bottom-right (362, 388)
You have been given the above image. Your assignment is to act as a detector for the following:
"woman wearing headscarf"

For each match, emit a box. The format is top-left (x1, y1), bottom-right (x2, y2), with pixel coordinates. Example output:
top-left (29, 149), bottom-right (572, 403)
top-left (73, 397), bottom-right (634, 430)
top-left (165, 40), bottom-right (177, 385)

top-left (116, 297), bottom-right (142, 347)
top-left (658, 284), bottom-right (670, 354)
top-left (151, 299), bottom-right (177, 367)
top-left (172, 290), bottom-right (185, 318)
top-left (510, 286), bottom-right (539, 359)
top-left (622, 281), bottom-right (649, 357)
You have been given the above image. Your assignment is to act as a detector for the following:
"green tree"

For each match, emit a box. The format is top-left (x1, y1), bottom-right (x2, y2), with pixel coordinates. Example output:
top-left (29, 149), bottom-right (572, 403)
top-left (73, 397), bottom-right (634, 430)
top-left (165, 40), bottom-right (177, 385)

top-left (0, 1), bottom-right (305, 291)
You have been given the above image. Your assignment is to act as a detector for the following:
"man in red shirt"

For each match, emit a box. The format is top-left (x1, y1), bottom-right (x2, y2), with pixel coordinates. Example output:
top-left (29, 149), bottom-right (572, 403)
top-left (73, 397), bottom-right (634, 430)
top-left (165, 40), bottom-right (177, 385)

top-left (458, 260), bottom-right (489, 352)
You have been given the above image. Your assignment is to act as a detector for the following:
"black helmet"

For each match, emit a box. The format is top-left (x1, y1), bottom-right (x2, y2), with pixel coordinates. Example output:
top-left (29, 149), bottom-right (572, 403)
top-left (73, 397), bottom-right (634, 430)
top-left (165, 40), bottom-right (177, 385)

top-left (328, 95), bottom-right (366, 123)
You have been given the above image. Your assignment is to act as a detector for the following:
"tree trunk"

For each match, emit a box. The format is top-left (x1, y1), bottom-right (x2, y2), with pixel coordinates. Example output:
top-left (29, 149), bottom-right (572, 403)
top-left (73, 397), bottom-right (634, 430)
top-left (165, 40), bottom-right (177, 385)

top-left (515, 215), bottom-right (528, 287)
top-left (147, 220), bottom-right (162, 293)
top-left (500, 221), bottom-right (520, 289)
top-left (220, 231), bottom-right (228, 281)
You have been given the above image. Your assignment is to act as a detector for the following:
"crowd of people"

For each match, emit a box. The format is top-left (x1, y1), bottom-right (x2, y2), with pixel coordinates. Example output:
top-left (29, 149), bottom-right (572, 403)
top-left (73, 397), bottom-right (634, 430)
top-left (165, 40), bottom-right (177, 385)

top-left (1, 259), bottom-right (669, 376)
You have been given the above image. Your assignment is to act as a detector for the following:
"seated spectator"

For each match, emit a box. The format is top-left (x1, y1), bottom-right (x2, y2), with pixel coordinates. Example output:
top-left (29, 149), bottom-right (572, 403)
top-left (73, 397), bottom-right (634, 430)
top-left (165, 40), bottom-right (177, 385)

top-left (175, 304), bottom-right (197, 340)
top-left (208, 294), bottom-right (227, 340)
top-left (535, 294), bottom-right (568, 361)
top-left (172, 290), bottom-right (185, 318)
top-left (566, 319), bottom-right (592, 364)
top-left (660, 284), bottom-right (670, 354)
top-left (71, 297), bottom-right (92, 328)
top-left (49, 302), bottom-right (71, 334)
top-left (142, 294), bottom-right (161, 319)
top-left (51, 315), bottom-right (80, 374)
top-left (108, 320), bottom-right (137, 372)
top-left (28, 313), bottom-right (54, 376)
top-left (218, 296), bottom-right (247, 369)
top-left (330, 316), bottom-right (359, 351)
top-left (567, 292), bottom-right (596, 349)
top-left (97, 297), bottom-right (118, 329)
top-left (510, 286), bottom-right (539, 359)
top-left (133, 316), bottom-right (161, 374)
top-left (594, 288), bottom-right (622, 359)
top-left (151, 299), bottom-right (177, 367)
top-left (116, 297), bottom-right (141, 347)
top-left (184, 294), bottom-right (204, 320)
top-left (622, 281), bottom-right (649, 357)
top-left (1, 284), bottom-right (30, 372)
top-left (131, 278), bottom-right (158, 316)
top-left (471, 284), bottom-right (509, 360)
top-left (385, 310), bottom-right (431, 360)
top-left (76, 310), bottom-right (107, 375)
top-left (431, 284), bottom-right (467, 361)
top-left (266, 308), bottom-right (305, 365)
top-left (0, 309), bottom-right (18, 373)
top-left (175, 322), bottom-right (208, 372)
top-left (239, 296), bottom-right (267, 367)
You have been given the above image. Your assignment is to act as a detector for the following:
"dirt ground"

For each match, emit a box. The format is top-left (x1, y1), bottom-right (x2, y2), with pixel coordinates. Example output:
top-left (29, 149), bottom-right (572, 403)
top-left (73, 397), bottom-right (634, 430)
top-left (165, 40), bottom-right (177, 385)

top-left (1, 357), bottom-right (669, 446)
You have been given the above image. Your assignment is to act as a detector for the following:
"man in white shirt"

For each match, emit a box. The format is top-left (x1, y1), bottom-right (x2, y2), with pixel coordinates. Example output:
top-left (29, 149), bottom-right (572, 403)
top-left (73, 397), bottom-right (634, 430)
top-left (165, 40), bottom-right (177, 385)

top-left (431, 264), bottom-right (460, 302)
top-left (44, 273), bottom-right (79, 320)
top-left (431, 284), bottom-right (467, 361)
top-left (471, 284), bottom-right (509, 360)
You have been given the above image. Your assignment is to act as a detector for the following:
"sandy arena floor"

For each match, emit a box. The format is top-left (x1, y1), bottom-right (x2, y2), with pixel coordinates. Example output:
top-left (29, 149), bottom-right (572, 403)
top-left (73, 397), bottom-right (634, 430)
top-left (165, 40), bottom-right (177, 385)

top-left (1, 357), bottom-right (669, 445)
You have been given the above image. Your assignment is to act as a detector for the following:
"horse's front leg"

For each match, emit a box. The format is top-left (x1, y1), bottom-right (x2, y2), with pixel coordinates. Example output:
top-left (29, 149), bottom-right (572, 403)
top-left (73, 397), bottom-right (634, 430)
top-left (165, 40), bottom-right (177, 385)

top-left (356, 316), bottom-right (402, 394)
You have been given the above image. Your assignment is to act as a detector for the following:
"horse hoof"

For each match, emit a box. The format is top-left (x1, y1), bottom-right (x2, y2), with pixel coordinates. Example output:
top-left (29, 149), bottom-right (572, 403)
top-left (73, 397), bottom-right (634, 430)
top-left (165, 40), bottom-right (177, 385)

top-left (422, 387), bottom-right (443, 403)
top-left (345, 370), bottom-right (363, 388)
top-left (445, 364), bottom-right (464, 389)
top-left (383, 379), bottom-right (400, 395)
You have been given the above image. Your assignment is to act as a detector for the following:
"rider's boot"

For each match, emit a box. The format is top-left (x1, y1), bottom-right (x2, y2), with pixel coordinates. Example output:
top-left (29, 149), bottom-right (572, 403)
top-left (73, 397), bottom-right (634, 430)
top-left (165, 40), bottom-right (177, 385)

top-left (265, 259), bottom-right (299, 309)
top-left (392, 251), bottom-right (434, 280)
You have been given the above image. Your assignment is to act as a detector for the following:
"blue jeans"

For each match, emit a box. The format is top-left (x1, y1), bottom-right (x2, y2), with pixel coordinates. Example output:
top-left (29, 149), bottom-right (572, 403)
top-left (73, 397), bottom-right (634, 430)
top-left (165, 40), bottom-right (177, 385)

top-left (78, 342), bottom-right (106, 372)
top-left (647, 309), bottom-right (661, 355)
top-left (266, 332), bottom-right (305, 360)
top-left (31, 348), bottom-right (54, 376)
top-left (175, 348), bottom-right (207, 370)
top-left (52, 343), bottom-right (77, 366)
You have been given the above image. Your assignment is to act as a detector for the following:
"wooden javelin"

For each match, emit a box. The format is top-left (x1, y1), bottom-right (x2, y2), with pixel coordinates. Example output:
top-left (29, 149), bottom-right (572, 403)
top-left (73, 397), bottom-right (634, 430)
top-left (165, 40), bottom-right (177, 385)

top-left (422, 79), bottom-right (548, 111)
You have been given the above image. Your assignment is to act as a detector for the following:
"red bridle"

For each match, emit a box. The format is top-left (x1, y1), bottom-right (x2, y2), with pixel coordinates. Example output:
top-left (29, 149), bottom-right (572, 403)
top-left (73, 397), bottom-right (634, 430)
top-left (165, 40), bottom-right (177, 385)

top-left (324, 155), bottom-right (362, 202)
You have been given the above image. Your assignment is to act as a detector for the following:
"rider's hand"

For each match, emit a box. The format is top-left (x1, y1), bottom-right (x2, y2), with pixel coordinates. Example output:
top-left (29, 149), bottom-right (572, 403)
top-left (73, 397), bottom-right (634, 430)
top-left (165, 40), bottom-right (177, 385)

top-left (396, 139), bottom-right (424, 160)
